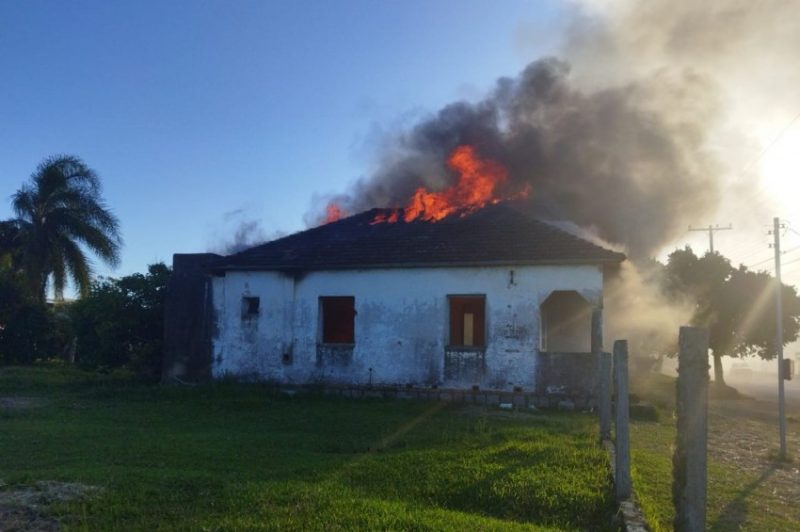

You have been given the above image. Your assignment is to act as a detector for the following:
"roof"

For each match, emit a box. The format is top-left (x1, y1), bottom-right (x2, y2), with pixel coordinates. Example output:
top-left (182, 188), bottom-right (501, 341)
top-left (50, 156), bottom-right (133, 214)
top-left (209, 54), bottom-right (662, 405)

top-left (213, 203), bottom-right (626, 272)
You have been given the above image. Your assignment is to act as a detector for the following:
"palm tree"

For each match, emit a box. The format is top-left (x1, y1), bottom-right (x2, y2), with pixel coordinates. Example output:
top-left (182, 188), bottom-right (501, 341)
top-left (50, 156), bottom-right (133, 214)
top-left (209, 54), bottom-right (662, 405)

top-left (11, 155), bottom-right (122, 301)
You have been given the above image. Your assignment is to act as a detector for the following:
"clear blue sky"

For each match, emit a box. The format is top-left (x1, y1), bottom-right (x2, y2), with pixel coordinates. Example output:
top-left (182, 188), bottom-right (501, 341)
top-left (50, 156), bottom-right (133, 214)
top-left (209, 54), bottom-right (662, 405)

top-left (0, 0), bottom-right (566, 279)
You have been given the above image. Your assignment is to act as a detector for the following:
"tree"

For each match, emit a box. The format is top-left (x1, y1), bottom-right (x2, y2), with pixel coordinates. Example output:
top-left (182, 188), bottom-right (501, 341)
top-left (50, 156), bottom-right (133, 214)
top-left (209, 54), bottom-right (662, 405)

top-left (10, 155), bottom-right (122, 301)
top-left (664, 247), bottom-right (800, 386)
top-left (664, 248), bottom-right (733, 384)
top-left (70, 263), bottom-right (171, 380)
top-left (724, 266), bottom-right (800, 361)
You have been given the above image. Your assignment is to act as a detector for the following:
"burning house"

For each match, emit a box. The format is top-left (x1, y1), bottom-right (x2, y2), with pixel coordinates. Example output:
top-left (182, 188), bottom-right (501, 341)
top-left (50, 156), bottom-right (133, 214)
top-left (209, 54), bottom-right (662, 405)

top-left (164, 206), bottom-right (624, 404)
top-left (164, 144), bottom-right (627, 405)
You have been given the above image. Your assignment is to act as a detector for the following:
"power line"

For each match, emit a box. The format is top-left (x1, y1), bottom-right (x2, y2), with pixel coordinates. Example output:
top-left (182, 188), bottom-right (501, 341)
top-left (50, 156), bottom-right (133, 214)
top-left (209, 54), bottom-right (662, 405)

top-left (728, 245), bottom-right (773, 265)
top-left (724, 234), bottom-right (773, 255)
top-left (741, 111), bottom-right (800, 175)
top-left (781, 244), bottom-right (800, 256)
top-left (748, 255), bottom-right (775, 269)
top-left (780, 255), bottom-right (800, 269)
top-left (781, 266), bottom-right (800, 278)
top-left (743, 240), bottom-right (800, 270)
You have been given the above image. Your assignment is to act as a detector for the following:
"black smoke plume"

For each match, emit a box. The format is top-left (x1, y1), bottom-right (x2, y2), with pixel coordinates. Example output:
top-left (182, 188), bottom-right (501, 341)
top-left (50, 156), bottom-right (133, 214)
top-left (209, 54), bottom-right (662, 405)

top-left (314, 58), bottom-right (724, 259)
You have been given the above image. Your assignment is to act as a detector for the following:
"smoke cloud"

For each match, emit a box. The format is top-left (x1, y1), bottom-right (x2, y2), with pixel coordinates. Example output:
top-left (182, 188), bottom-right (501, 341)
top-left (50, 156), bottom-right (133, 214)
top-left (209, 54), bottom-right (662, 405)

top-left (316, 58), bottom-right (725, 259)
top-left (312, 0), bottom-right (799, 260)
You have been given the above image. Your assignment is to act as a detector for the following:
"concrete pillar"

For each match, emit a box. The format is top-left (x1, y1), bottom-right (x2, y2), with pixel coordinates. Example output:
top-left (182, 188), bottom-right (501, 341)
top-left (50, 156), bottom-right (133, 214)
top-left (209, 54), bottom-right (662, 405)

top-left (614, 340), bottom-right (631, 501)
top-left (591, 306), bottom-right (603, 354)
top-left (599, 352), bottom-right (612, 440)
top-left (673, 327), bottom-right (710, 532)
top-left (592, 307), bottom-right (611, 439)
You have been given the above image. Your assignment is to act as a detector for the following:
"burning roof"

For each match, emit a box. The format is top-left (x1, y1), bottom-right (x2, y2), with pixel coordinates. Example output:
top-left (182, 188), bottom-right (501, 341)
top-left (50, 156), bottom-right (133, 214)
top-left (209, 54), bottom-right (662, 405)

top-left (215, 202), bottom-right (625, 272)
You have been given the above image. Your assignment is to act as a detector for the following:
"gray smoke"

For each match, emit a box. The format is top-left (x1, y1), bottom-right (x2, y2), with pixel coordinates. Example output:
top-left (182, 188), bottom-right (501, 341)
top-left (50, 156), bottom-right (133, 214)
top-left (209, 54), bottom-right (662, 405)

top-left (221, 220), bottom-right (267, 254)
top-left (311, 0), bottom-right (800, 259)
top-left (210, 209), bottom-right (286, 255)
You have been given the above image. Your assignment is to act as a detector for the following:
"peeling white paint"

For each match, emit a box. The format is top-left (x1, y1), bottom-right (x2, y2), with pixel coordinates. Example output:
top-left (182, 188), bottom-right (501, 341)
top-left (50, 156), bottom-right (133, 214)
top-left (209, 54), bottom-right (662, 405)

top-left (210, 265), bottom-right (603, 391)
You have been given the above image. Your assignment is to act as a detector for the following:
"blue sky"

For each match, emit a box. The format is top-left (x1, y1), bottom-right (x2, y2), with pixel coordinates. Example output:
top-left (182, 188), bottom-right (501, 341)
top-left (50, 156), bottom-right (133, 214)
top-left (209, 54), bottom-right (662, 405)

top-left (0, 0), bottom-right (566, 279)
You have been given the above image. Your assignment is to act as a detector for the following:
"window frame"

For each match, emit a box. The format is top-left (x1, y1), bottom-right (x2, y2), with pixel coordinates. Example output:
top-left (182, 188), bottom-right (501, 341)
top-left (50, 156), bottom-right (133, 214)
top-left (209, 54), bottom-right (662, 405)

top-left (241, 296), bottom-right (260, 320)
top-left (447, 294), bottom-right (487, 349)
top-left (318, 296), bottom-right (356, 345)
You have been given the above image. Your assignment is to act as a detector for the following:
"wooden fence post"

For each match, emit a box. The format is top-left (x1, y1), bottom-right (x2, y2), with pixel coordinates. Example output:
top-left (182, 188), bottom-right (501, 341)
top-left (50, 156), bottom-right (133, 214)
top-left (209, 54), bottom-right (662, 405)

top-left (673, 326), bottom-right (710, 532)
top-left (614, 340), bottom-right (631, 501)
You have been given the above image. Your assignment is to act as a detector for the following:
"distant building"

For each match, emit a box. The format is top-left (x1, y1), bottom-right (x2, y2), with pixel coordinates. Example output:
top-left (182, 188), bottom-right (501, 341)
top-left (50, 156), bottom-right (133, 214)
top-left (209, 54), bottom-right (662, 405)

top-left (163, 204), bottom-right (625, 405)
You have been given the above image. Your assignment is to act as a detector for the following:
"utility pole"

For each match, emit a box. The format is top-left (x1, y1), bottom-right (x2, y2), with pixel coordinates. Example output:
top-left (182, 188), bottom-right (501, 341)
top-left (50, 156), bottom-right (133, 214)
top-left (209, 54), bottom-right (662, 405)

top-left (688, 224), bottom-right (733, 254)
top-left (773, 217), bottom-right (787, 460)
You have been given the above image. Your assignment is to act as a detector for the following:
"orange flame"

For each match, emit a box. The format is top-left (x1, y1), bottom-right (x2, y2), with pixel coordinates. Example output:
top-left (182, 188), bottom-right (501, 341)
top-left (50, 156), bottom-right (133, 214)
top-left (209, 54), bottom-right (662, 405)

top-left (373, 145), bottom-right (525, 224)
top-left (325, 202), bottom-right (344, 223)
top-left (371, 210), bottom-right (399, 224)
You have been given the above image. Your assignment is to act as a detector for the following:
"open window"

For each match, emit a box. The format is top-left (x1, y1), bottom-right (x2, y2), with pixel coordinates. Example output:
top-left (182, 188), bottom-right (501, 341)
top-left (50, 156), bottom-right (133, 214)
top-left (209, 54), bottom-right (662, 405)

top-left (539, 291), bottom-right (591, 352)
top-left (241, 296), bottom-right (260, 319)
top-left (448, 295), bottom-right (486, 348)
top-left (320, 296), bottom-right (355, 344)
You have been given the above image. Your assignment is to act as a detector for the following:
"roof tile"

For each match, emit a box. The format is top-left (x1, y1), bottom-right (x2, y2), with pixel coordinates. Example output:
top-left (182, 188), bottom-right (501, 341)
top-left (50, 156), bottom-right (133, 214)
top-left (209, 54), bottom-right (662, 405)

top-left (215, 203), bottom-right (625, 271)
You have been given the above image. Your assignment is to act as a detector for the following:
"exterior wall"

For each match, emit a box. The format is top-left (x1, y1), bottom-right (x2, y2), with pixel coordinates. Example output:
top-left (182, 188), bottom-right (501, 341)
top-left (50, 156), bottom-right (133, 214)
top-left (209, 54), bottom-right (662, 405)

top-left (162, 253), bottom-right (220, 381)
top-left (210, 265), bottom-right (602, 392)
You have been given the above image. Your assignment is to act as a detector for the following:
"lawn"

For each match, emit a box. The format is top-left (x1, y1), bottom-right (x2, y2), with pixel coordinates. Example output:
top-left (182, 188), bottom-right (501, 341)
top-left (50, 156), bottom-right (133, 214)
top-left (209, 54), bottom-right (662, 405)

top-left (0, 367), bottom-right (617, 531)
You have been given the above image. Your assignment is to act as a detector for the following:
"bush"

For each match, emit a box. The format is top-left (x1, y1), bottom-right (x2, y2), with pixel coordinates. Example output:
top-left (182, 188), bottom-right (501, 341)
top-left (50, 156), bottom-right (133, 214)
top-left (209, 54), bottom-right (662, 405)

top-left (629, 402), bottom-right (660, 422)
top-left (0, 270), bottom-right (64, 364)
top-left (69, 263), bottom-right (170, 380)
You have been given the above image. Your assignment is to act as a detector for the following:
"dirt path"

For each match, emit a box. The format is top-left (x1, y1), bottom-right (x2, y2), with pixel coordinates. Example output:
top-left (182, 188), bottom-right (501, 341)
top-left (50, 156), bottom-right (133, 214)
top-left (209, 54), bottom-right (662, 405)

top-left (1, 396), bottom-right (102, 530)
top-left (0, 481), bottom-right (103, 532)
top-left (706, 397), bottom-right (800, 527)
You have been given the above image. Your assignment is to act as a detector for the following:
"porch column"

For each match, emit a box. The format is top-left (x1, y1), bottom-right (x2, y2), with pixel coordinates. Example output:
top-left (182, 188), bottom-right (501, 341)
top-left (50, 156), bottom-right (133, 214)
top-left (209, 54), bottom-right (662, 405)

top-left (591, 304), bottom-right (603, 355)
top-left (593, 304), bottom-right (611, 440)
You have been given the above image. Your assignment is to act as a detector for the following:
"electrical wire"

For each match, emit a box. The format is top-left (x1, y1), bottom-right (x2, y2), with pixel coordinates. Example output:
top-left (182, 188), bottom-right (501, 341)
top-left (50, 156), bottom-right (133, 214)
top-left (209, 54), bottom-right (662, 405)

top-left (781, 255), bottom-right (800, 269)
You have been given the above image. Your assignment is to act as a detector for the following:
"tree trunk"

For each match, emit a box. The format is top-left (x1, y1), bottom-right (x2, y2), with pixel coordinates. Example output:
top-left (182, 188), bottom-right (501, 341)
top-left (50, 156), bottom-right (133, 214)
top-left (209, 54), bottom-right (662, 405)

top-left (712, 352), bottom-right (725, 387)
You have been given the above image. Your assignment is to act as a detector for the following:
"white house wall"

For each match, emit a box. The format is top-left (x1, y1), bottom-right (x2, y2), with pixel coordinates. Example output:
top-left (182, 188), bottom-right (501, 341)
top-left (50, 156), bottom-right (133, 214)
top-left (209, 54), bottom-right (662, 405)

top-left (210, 265), bottom-right (602, 391)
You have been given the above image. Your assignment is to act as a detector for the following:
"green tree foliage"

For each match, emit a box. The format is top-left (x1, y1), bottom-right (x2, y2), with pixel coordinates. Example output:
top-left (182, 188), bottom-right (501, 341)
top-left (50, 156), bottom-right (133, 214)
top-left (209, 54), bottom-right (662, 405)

top-left (0, 268), bottom-right (64, 364)
top-left (664, 247), bottom-right (800, 385)
top-left (0, 220), bottom-right (22, 270)
top-left (10, 155), bottom-right (121, 301)
top-left (70, 263), bottom-right (171, 380)
top-left (725, 266), bottom-right (800, 359)
top-left (1, 214), bottom-right (70, 364)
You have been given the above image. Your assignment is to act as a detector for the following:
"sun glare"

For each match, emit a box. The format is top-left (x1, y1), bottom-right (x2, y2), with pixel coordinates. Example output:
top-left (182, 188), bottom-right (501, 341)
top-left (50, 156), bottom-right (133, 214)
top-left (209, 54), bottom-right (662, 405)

top-left (760, 126), bottom-right (800, 213)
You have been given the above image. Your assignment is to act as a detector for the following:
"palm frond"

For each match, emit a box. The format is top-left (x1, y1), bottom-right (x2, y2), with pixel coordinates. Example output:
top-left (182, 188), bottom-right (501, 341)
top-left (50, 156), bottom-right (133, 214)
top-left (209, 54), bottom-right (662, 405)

top-left (60, 237), bottom-right (92, 297)
top-left (11, 187), bottom-right (36, 221)
top-left (43, 208), bottom-right (121, 266)
top-left (10, 154), bottom-right (121, 301)
top-left (49, 243), bottom-right (67, 300)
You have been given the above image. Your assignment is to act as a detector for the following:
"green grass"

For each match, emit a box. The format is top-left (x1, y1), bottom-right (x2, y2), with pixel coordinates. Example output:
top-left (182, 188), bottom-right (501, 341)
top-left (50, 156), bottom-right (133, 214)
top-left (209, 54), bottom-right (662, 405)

top-left (0, 367), bottom-right (617, 531)
top-left (629, 373), bottom-right (799, 531)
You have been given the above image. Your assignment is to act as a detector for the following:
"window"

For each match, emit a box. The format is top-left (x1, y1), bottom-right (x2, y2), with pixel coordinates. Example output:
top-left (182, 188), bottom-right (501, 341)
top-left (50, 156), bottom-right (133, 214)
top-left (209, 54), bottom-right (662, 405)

top-left (241, 296), bottom-right (260, 319)
top-left (449, 295), bottom-right (485, 348)
top-left (320, 296), bottom-right (355, 344)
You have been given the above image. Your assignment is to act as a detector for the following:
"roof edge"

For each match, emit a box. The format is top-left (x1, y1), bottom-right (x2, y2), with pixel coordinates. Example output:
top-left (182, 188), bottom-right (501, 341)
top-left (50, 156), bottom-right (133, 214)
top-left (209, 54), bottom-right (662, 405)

top-left (211, 255), bottom-right (626, 274)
